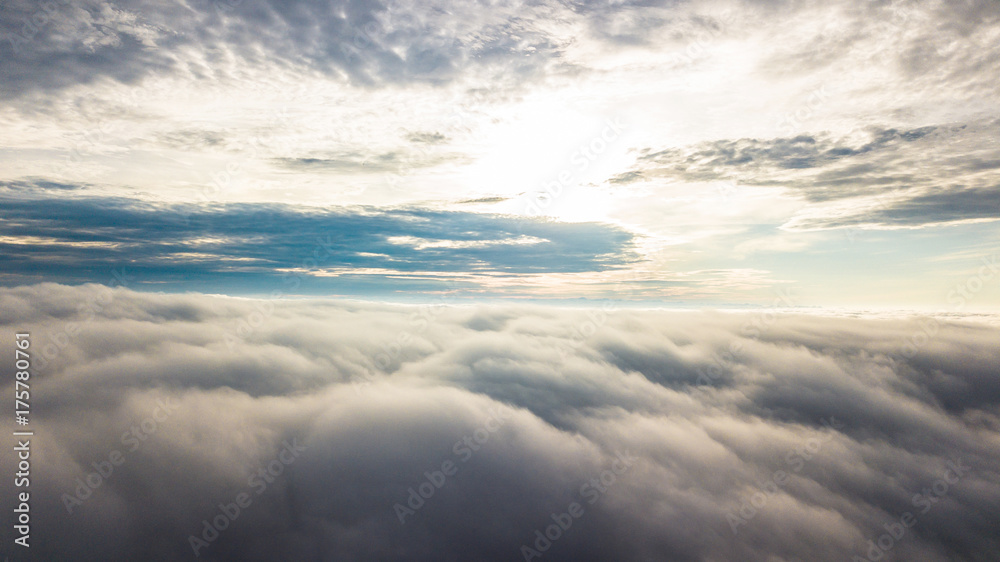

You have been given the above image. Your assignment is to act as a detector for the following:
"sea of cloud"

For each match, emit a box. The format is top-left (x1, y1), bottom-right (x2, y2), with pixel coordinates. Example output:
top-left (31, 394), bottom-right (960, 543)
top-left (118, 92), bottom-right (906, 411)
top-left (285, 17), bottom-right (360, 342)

top-left (1, 283), bottom-right (998, 561)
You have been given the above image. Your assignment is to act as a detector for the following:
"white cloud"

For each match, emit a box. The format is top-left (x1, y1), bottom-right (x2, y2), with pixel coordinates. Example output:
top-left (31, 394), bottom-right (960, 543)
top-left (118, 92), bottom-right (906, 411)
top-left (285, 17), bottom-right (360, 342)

top-left (2, 284), bottom-right (999, 560)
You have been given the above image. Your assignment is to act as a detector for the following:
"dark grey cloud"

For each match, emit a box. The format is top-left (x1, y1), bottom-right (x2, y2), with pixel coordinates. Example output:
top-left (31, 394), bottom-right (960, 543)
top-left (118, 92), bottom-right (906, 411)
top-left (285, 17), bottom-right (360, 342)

top-left (154, 129), bottom-right (229, 151)
top-left (794, 184), bottom-right (1000, 230)
top-left (1, 285), bottom-right (999, 561)
top-left (406, 131), bottom-right (447, 145)
top-left (0, 177), bottom-right (85, 191)
top-left (0, 180), bottom-right (637, 292)
top-left (456, 196), bottom-right (508, 204)
top-left (273, 152), bottom-right (405, 174)
top-left (0, 0), bottom-right (184, 98)
top-left (625, 125), bottom-right (941, 187)
top-left (0, 0), bottom-right (569, 99)
top-left (619, 121), bottom-right (1000, 229)
top-left (3, 0), bottom-right (998, 103)
top-left (272, 148), bottom-right (468, 174)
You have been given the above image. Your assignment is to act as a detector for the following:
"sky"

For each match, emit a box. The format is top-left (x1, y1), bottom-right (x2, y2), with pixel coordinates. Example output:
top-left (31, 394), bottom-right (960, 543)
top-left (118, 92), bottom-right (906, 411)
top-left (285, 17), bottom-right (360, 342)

top-left (1, 0), bottom-right (998, 307)
top-left (3, 2), bottom-right (1000, 562)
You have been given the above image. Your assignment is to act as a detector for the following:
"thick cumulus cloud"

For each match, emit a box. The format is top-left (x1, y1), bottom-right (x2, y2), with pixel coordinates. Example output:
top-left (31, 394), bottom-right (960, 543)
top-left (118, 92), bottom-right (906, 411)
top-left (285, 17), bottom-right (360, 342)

top-left (2, 284), bottom-right (999, 561)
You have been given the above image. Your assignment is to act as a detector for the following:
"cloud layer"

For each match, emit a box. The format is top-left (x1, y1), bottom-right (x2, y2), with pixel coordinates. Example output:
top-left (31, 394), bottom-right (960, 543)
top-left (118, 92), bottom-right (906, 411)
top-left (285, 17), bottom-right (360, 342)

top-left (2, 284), bottom-right (999, 561)
top-left (617, 121), bottom-right (1000, 230)
top-left (0, 181), bottom-right (636, 293)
